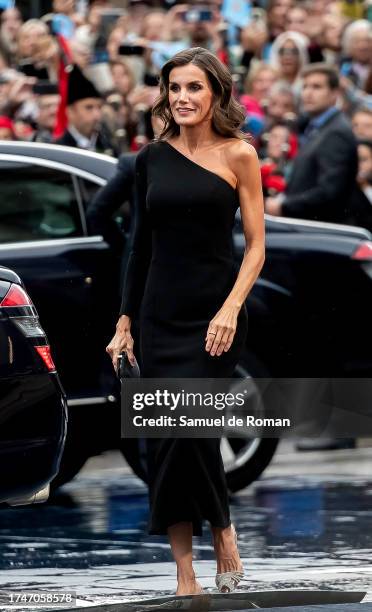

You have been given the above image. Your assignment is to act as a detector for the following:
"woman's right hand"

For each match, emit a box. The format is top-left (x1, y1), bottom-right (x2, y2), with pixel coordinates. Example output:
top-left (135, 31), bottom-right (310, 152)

top-left (106, 315), bottom-right (136, 372)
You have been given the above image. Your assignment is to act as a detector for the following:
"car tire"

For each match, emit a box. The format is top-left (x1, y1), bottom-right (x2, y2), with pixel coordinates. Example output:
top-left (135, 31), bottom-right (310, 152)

top-left (223, 352), bottom-right (279, 493)
top-left (223, 436), bottom-right (279, 493)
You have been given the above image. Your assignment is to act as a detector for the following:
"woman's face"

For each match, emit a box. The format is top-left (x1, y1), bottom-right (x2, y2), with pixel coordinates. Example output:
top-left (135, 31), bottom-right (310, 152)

top-left (267, 91), bottom-right (295, 120)
top-left (349, 30), bottom-right (372, 64)
top-left (267, 125), bottom-right (289, 159)
top-left (168, 64), bottom-right (214, 129)
top-left (18, 25), bottom-right (48, 58)
top-left (1, 8), bottom-right (23, 39)
top-left (278, 39), bottom-right (300, 74)
top-left (111, 63), bottom-right (133, 95)
top-left (107, 28), bottom-right (126, 61)
top-left (251, 69), bottom-right (276, 100)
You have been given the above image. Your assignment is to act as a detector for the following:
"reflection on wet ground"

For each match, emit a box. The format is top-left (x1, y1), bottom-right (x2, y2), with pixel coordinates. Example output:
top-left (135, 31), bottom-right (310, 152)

top-left (1, 443), bottom-right (372, 608)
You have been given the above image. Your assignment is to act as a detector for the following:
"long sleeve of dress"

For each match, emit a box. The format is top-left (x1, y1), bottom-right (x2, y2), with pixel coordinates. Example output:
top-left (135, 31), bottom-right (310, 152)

top-left (119, 144), bottom-right (152, 318)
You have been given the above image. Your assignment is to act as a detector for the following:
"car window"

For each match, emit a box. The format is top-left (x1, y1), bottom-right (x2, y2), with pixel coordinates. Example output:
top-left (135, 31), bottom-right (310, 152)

top-left (0, 163), bottom-right (84, 243)
top-left (78, 177), bottom-right (102, 206)
top-left (79, 177), bottom-right (131, 236)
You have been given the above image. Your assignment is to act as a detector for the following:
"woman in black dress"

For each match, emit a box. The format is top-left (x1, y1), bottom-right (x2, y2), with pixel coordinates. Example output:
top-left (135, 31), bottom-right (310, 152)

top-left (107, 47), bottom-right (265, 596)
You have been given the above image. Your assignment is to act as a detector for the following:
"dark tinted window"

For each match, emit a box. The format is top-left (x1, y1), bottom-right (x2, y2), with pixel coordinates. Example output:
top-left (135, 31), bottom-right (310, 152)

top-left (79, 177), bottom-right (131, 235)
top-left (0, 163), bottom-right (83, 243)
top-left (79, 177), bottom-right (102, 206)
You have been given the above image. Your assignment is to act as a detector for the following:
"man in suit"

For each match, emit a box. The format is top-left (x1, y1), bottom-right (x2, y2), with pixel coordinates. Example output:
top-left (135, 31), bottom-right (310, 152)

top-left (55, 64), bottom-right (116, 156)
top-left (86, 152), bottom-right (136, 256)
top-left (86, 151), bottom-right (138, 369)
top-left (85, 114), bottom-right (165, 254)
top-left (266, 63), bottom-right (358, 224)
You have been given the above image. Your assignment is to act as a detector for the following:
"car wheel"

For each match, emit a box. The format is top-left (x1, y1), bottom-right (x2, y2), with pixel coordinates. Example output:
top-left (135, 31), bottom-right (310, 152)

top-left (120, 352), bottom-right (279, 492)
top-left (223, 353), bottom-right (279, 493)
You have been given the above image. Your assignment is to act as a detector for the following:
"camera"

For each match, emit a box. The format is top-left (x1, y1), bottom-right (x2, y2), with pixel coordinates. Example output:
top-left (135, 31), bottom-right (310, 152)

top-left (118, 44), bottom-right (146, 56)
top-left (182, 8), bottom-right (213, 22)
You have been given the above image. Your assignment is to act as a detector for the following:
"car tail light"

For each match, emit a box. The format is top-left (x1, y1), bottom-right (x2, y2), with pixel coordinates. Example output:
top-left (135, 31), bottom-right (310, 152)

top-left (1, 283), bottom-right (56, 372)
top-left (35, 345), bottom-right (56, 372)
top-left (351, 241), bottom-right (372, 260)
top-left (0, 284), bottom-right (33, 307)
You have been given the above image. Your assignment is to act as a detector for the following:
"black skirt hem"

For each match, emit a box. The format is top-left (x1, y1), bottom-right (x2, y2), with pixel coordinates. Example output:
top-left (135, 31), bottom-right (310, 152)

top-left (148, 517), bottom-right (232, 537)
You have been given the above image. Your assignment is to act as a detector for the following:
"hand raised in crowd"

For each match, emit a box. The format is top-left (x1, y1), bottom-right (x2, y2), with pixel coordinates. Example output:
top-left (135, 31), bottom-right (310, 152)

top-left (162, 3), bottom-right (190, 27)
top-left (201, 9), bottom-right (223, 48)
top-left (8, 76), bottom-right (37, 106)
top-left (128, 84), bottom-right (159, 110)
top-left (240, 23), bottom-right (268, 55)
top-left (339, 75), bottom-right (355, 92)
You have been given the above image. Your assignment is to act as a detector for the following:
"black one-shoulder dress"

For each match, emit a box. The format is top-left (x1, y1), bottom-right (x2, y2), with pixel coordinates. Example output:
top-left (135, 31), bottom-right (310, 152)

top-left (120, 139), bottom-right (248, 535)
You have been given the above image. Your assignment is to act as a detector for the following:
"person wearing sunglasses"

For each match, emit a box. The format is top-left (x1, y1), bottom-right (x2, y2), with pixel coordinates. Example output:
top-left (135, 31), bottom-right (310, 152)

top-left (269, 30), bottom-right (309, 95)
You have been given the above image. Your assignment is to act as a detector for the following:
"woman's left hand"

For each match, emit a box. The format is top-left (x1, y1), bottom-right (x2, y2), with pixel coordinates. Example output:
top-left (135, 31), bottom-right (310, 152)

top-left (205, 304), bottom-right (240, 356)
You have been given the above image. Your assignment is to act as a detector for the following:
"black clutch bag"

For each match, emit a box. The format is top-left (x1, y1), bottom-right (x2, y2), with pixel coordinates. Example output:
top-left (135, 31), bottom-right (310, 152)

top-left (117, 351), bottom-right (141, 380)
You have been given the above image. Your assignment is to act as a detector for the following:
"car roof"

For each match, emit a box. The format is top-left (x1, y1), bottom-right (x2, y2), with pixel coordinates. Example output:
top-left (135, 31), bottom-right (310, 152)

top-left (1, 140), bottom-right (371, 242)
top-left (0, 140), bottom-right (118, 182)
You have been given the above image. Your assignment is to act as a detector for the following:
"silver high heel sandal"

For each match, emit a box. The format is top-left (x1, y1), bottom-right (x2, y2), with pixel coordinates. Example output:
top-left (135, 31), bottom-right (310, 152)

top-left (215, 523), bottom-right (244, 593)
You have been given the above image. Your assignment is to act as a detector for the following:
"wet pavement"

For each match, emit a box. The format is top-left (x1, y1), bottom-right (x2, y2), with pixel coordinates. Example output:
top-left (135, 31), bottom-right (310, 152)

top-left (1, 440), bottom-right (372, 609)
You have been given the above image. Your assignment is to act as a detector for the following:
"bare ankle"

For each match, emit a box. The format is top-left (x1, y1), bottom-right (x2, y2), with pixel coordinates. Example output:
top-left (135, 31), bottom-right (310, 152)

top-left (177, 569), bottom-right (196, 582)
top-left (211, 525), bottom-right (243, 575)
top-left (212, 525), bottom-right (234, 553)
top-left (176, 575), bottom-right (203, 596)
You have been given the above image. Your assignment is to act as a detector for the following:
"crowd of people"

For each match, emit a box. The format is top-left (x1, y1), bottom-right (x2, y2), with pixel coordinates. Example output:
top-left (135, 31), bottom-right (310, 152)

top-left (0, 0), bottom-right (372, 228)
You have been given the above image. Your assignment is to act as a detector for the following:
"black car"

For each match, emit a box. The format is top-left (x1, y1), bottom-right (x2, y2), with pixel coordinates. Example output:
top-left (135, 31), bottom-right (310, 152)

top-left (0, 265), bottom-right (67, 505)
top-left (0, 140), bottom-right (371, 492)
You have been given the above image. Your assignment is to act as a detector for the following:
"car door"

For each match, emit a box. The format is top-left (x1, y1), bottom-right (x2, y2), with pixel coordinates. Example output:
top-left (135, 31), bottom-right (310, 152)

top-left (0, 157), bottom-right (119, 403)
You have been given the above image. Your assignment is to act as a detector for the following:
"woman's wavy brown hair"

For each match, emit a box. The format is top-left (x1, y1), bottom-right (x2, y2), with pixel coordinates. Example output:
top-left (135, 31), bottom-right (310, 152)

top-left (152, 47), bottom-right (249, 141)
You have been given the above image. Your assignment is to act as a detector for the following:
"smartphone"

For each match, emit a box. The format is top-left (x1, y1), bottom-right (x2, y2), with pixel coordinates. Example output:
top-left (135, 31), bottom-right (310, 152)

top-left (118, 44), bottom-right (145, 56)
top-left (182, 8), bottom-right (213, 22)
